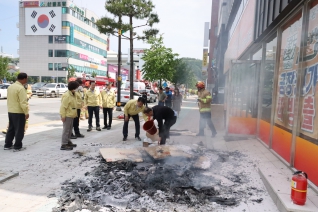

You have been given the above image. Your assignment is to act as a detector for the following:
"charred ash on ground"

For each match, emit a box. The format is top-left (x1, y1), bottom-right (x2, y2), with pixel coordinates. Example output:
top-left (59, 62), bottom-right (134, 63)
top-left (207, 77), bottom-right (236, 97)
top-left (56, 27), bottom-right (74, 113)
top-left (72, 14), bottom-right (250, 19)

top-left (52, 145), bottom-right (266, 212)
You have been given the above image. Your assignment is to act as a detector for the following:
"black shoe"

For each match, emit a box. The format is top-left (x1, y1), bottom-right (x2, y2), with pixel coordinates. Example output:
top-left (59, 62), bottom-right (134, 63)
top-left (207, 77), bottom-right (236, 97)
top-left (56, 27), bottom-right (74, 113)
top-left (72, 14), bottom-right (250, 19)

top-left (60, 145), bottom-right (73, 151)
top-left (4, 146), bottom-right (13, 150)
top-left (76, 134), bottom-right (85, 138)
top-left (96, 127), bottom-right (101, 131)
top-left (68, 141), bottom-right (77, 147)
top-left (102, 126), bottom-right (107, 129)
top-left (123, 137), bottom-right (127, 141)
top-left (107, 127), bottom-right (111, 130)
top-left (212, 132), bottom-right (217, 138)
top-left (135, 137), bottom-right (141, 141)
top-left (196, 133), bottom-right (204, 136)
top-left (71, 134), bottom-right (77, 139)
top-left (87, 127), bottom-right (92, 132)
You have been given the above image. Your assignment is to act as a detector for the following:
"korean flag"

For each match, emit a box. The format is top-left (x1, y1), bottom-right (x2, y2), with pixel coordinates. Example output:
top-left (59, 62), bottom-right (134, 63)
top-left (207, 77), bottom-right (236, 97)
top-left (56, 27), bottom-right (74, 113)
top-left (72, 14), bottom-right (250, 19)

top-left (25, 7), bottom-right (61, 35)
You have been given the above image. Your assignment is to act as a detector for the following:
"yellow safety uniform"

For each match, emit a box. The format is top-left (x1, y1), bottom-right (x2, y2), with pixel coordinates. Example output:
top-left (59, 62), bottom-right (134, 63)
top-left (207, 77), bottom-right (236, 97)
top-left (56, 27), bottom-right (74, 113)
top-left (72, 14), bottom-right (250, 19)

top-left (198, 89), bottom-right (212, 113)
top-left (80, 88), bottom-right (88, 120)
top-left (124, 99), bottom-right (148, 121)
top-left (101, 90), bottom-right (116, 108)
top-left (60, 91), bottom-right (77, 118)
top-left (84, 89), bottom-right (102, 107)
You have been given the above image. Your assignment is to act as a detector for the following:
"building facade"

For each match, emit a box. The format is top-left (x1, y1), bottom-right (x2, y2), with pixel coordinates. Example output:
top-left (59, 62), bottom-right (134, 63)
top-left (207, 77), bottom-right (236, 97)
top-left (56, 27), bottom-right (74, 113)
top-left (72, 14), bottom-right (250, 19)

top-left (216, 0), bottom-right (318, 188)
top-left (19, 0), bottom-right (108, 84)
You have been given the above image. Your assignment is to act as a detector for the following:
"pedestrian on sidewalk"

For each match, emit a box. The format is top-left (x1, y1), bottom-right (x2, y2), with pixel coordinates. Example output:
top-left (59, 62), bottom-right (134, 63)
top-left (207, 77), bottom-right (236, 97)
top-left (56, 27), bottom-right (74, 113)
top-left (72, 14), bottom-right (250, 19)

top-left (196, 81), bottom-right (217, 137)
top-left (141, 91), bottom-right (148, 107)
top-left (157, 87), bottom-right (166, 106)
top-left (172, 88), bottom-right (182, 117)
top-left (84, 81), bottom-right (102, 132)
top-left (164, 87), bottom-right (172, 108)
top-left (122, 97), bottom-right (147, 141)
top-left (101, 82), bottom-right (116, 130)
top-left (60, 81), bottom-right (79, 151)
top-left (4, 73), bottom-right (29, 152)
top-left (143, 105), bottom-right (177, 145)
top-left (71, 79), bottom-right (85, 139)
top-left (80, 84), bottom-right (89, 120)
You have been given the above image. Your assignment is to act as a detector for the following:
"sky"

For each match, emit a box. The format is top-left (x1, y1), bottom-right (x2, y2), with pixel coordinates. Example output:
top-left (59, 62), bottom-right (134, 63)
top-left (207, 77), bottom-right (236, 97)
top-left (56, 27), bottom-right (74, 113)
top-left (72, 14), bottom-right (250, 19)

top-left (0, 0), bottom-right (212, 59)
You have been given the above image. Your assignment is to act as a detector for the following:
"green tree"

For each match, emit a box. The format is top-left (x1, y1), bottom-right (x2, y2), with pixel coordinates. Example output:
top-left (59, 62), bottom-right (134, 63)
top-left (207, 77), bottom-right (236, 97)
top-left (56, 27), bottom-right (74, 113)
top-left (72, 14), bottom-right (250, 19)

top-left (67, 65), bottom-right (76, 80)
top-left (182, 58), bottom-right (204, 80)
top-left (96, 0), bottom-right (159, 99)
top-left (0, 56), bottom-right (10, 81)
top-left (91, 71), bottom-right (97, 78)
top-left (171, 58), bottom-right (196, 88)
top-left (142, 36), bottom-right (178, 85)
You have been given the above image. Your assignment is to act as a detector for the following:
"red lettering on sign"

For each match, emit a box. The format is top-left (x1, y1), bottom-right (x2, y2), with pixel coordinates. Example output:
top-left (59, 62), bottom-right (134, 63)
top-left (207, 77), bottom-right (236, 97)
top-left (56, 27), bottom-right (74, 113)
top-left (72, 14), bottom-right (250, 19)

top-left (301, 95), bottom-right (315, 132)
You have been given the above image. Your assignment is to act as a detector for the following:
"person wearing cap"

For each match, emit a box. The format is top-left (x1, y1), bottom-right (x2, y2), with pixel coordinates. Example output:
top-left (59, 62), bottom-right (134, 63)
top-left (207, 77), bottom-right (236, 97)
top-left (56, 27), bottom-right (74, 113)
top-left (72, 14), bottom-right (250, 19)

top-left (122, 97), bottom-right (147, 141)
top-left (84, 81), bottom-right (102, 132)
top-left (101, 82), bottom-right (116, 130)
top-left (60, 81), bottom-right (79, 151)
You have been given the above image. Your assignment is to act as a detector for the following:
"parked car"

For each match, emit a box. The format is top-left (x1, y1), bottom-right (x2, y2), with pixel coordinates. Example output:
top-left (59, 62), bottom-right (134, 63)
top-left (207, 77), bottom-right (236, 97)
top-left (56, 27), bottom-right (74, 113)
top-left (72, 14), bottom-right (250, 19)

top-left (138, 89), bottom-right (157, 103)
top-left (31, 82), bottom-right (47, 95)
top-left (36, 83), bottom-right (68, 97)
top-left (118, 90), bottom-right (141, 106)
top-left (0, 84), bottom-right (10, 99)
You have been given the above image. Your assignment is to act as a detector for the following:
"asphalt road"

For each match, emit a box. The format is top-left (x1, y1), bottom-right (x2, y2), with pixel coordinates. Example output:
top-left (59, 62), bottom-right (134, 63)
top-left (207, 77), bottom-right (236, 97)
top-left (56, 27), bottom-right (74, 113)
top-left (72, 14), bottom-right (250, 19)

top-left (0, 96), bottom-right (63, 131)
top-left (0, 96), bottom-right (157, 131)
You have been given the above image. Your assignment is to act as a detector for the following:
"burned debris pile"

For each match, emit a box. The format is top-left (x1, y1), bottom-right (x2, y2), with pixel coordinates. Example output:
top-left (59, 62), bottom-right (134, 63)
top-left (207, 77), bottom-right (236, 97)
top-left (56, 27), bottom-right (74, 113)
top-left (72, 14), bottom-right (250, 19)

top-left (53, 148), bottom-right (264, 211)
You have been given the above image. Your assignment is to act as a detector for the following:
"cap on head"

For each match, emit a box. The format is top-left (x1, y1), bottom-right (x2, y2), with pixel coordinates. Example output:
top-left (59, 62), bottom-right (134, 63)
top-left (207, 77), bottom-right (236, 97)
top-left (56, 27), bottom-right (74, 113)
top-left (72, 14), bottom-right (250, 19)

top-left (196, 81), bottom-right (205, 89)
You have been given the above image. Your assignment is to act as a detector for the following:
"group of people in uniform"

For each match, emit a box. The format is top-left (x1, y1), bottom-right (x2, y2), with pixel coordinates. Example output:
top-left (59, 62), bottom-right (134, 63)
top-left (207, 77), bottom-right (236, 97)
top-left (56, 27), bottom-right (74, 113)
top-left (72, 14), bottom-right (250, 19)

top-left (2, 73), bottom-right (217, 152)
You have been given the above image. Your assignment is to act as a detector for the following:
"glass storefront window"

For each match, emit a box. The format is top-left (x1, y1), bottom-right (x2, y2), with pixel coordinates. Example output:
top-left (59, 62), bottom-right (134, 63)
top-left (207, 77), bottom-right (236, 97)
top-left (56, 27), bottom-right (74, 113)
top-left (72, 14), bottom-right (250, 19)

top-left (299, 0), bottom-right (318, 140)
top-left (274, 12), bottom-right (302, 130)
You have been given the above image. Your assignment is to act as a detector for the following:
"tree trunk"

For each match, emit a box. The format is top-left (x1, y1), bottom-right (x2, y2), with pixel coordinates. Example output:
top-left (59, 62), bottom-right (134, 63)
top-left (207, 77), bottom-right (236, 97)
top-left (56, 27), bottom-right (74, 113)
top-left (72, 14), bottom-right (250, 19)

top-left (159, 79), bottom-right (162, 87)
top-left (129, 15), bottom-right (134, 99)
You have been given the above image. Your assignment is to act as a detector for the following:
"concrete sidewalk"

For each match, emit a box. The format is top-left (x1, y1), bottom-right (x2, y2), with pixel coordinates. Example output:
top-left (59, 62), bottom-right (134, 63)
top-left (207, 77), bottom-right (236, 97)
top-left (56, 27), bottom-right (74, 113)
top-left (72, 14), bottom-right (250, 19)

top-left (0, 97), bottom-right (316, 211)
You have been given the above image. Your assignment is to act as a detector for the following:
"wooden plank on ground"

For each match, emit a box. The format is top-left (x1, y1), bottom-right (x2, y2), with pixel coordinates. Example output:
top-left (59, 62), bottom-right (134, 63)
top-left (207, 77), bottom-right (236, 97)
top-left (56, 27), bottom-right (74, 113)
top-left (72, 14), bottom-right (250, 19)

top-left (100, 148), bottom-right (143, 162)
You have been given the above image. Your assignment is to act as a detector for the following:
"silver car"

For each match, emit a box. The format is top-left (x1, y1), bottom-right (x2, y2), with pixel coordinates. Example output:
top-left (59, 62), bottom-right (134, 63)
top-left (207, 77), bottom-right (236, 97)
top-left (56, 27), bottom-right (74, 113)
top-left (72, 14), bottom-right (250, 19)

top-left (117, 90), bottom-right (141, 106)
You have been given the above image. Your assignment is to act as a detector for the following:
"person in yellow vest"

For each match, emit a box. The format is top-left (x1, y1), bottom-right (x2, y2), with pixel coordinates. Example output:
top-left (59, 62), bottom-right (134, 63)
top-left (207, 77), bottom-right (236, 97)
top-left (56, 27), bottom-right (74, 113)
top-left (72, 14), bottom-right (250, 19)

top-left (196, 81), bottom-right (217, 137)
top-left (84, 81), bottom-right (102, 132)
top-left (2, 83), bottom-right (32, 134)
top-left (80, 86), bottom-right (89, 120)
top-left (71, 79), bottom-right (85, 138)
top-left (101, 82), bottom-right (116, 130)
top-left (4, 73), bottom-right (29, 151)
top-left (60, 81), bottom-right (79, 151)
top-left (122, 97), bottom-right (147, 141)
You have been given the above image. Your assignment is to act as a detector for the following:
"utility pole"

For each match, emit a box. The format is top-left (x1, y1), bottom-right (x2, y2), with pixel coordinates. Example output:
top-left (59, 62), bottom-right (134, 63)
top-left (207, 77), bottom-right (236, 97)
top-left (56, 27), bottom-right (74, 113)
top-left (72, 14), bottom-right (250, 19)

top-left (116, 16), bottom-right (122, 111)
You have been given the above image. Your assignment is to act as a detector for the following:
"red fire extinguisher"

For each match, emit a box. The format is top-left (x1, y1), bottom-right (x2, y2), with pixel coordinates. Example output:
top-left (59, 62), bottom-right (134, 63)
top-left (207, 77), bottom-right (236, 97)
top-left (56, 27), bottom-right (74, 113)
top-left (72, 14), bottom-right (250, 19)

top-left (291, 171), bottom-right (308, 205)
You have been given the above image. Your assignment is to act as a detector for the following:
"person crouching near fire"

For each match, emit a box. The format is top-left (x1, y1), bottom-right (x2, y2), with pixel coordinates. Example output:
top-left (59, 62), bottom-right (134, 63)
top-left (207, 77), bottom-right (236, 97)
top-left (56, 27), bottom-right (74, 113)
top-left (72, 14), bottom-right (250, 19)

top-left (60, 81), bottom-right (79, 151)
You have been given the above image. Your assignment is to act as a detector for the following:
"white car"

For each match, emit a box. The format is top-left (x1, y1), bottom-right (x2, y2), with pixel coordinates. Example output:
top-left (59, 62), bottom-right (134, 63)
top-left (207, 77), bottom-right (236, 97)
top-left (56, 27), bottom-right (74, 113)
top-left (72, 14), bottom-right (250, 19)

top-left (36, 83), bottom-right (68, 97)
top-left (0, 84), bottom-right (10, 99)
top-left (118, 90), bottom-right (142, 106)
top-left (138, 89), bottom-right (157, 103)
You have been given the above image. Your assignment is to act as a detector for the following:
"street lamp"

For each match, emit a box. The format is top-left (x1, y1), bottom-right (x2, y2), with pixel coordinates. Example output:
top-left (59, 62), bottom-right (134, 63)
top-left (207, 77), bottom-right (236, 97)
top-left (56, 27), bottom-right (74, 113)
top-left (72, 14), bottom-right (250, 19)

top-left (66, 53), bottom-right (79, 80)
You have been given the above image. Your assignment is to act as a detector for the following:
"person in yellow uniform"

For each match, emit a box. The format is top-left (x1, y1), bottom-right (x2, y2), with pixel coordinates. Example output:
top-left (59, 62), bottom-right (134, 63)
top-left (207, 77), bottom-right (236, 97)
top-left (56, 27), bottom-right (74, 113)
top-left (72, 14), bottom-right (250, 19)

top-left (122, 97), bottom-right (147, 141)
top-left (71, 79), bottom-right (85, 138)
top-left (101, 82), bottom-right (116, 130)
top-left (196, 81), bottom-right (217, 137)
top-left (4, 73), bottom-right (29, 152)
top-left (60, 81), bottom-right (79, 151)
top-left (2, 82), bottom-right (32, 134)
top-left (80, 85), bottom-right (89, 120)
top-left (84, 81), bottom-right (102, 132)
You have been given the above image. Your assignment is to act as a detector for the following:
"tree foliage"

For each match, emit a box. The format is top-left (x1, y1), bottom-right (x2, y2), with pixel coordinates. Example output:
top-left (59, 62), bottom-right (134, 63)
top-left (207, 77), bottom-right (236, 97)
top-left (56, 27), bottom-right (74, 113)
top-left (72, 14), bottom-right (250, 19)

top-left (171, 58), bottom-right (196, 88)
top-left (67, 65), bottom-right (76, 80)
top-left (96, 0), bottom-right (159, 99)
top-left (141, 36), bottom-right (178, 84)
top-left (182, 58), bottom-right (205, 81)
top-left (0, 56), bottom-right (9, 81)
top-left (91, 71), bottom-right (97, 78)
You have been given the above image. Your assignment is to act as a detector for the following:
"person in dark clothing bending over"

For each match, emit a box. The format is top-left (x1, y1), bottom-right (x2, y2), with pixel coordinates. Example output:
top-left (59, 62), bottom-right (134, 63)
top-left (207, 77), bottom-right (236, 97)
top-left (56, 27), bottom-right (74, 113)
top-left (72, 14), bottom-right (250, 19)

top-left (144, 105), bottom-right (177, 145)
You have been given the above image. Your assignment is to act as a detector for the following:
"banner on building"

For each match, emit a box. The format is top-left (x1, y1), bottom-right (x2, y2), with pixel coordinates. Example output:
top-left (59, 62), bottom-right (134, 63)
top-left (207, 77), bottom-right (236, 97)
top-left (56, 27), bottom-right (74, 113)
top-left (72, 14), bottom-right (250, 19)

top-left (203, 22), bottom-right (210, 48)
top-left (25, 7), bottom-right (62, 35)
top-left (202, 49), bottom-right (208, 75)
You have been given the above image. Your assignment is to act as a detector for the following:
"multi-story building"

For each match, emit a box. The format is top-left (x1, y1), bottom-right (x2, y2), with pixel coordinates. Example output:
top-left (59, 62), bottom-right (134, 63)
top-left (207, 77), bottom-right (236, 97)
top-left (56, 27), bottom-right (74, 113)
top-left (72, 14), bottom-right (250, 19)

top-left (214, 0), bottom-right (318, 189)
top-left (18, 0), bottom-right (108, 83)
